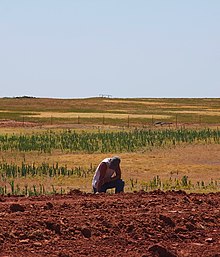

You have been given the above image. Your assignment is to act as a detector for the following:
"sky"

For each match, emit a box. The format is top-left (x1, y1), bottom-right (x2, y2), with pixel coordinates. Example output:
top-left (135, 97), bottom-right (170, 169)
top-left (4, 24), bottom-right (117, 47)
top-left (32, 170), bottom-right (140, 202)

top-left (0, 0), bottom-right (219, 98)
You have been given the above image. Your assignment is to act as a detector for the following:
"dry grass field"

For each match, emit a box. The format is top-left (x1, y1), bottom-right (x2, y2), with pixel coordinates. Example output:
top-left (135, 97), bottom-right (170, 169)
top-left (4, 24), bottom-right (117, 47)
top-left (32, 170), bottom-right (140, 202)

top-left (0, 144), bottom-right (219, 193)
top-left (0, 97), bottom-right (220, 127)
top-left (0, 97), bottom-right (219, 194)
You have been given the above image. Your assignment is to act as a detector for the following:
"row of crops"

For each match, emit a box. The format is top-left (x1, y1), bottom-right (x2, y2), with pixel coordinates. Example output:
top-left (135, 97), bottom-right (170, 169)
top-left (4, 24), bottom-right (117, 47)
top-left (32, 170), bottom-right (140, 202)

top-left (0, 162), bottom-right (95, 179)
top-left (0, 128), bottom-right (219, 153)
top-left (0, 171), bottom-right (219, 196)
top-left (130, 175), bottom-right (220, 192)
top-left (0, 161), bottom-right (95, 195)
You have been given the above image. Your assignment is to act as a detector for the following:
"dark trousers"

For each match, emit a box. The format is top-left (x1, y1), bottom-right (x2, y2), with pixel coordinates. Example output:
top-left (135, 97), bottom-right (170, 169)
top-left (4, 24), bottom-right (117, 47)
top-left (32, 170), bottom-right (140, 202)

top-left (93, 179), bottom-right (125, 194)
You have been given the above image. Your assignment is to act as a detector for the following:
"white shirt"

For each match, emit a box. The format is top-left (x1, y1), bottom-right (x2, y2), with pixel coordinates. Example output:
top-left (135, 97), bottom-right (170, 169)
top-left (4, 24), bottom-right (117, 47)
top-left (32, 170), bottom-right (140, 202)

top-left (92, 158), bottom-right (115, 189)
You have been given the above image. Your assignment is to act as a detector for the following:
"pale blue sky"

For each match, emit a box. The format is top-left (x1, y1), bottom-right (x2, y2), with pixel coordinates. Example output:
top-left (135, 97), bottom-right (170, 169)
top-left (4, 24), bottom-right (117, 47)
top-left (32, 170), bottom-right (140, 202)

top-left (0, 1), bottom-right (219, 98)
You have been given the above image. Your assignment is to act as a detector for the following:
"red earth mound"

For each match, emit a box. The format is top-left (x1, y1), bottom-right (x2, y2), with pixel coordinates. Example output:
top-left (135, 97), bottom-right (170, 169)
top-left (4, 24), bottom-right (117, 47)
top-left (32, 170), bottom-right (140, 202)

top-left (0, 190), bottom-right (219, 257)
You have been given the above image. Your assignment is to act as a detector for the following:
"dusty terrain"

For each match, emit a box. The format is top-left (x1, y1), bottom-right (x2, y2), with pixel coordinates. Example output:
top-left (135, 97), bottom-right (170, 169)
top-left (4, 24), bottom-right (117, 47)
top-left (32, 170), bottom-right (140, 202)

top-left (0, 190), bottom-right (219, 257)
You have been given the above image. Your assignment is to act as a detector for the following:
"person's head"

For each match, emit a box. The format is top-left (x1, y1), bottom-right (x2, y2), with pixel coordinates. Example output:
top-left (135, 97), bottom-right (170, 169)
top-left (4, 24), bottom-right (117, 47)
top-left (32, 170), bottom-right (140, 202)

top-left (109, 156), bottom-right (121, 170)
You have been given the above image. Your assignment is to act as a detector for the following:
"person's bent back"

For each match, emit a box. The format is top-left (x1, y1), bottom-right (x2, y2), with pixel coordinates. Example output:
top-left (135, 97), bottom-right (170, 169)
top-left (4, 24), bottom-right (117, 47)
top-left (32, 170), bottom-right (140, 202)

top-left (92, 156), bottom-right (125, 193)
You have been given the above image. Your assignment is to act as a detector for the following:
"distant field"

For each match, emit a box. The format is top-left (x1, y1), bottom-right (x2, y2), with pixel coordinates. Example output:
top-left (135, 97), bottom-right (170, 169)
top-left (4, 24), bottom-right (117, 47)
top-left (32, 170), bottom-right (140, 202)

top-left (0, 97), bottom-right (220, 127)
top-left (0, 97), bottom-right (219, 194)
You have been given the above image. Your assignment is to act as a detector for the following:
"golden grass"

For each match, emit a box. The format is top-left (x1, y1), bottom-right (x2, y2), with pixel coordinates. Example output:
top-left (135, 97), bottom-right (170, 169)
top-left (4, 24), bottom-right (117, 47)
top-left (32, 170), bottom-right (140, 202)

top-left (1, 144), bottom-right (219, 192)
top-left (103, 99), bottom-right (171, 105)
top-left (1, 97), bottom-right (219, 113)
top-left (169, 110), bottom-right (220, 116)
top-left (103, 99), bottom-right (209, 109)
top-left (26, 111), bottom-right (171, 119)
top-left (1, 97), bottom-right (220, 127)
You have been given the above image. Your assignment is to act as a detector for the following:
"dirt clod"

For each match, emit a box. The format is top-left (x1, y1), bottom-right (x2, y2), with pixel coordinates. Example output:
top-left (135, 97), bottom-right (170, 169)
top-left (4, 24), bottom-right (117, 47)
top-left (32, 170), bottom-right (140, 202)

top-left (9, 203), bottom-right (25, 212)
top-left (58, 253), bottom-right (71, 257)
top-left (45, 220), bottom-right (61, 234)
top-left (148, 244), bottom-right (177, 257)
top-left (159, 214), bottom-right (175, 227)
top-left (44, 202), bottom-right (53, 210)
top-left (81, 226), bottom-right (91, 238)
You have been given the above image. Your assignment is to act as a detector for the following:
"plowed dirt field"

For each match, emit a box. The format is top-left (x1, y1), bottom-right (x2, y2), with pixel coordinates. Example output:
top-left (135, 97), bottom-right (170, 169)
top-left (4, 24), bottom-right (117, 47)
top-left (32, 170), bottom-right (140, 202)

top-left (0, 190), bottom-right (220, 257)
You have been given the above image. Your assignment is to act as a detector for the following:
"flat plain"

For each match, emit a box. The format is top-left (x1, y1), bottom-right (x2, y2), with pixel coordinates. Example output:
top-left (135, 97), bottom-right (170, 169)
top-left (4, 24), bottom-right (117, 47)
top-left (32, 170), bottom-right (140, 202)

top-left (0, 97), bottom-right (220, 256)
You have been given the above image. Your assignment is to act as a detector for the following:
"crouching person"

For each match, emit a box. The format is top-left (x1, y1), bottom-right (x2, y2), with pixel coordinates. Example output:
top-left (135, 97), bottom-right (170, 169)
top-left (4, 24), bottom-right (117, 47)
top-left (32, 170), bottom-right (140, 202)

top-left (92, 156), bottom-right (125, 194)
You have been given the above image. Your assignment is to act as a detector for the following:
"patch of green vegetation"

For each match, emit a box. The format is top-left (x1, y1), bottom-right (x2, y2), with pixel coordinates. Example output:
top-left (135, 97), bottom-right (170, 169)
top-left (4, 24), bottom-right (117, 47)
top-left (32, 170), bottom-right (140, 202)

top-left (0, 128), bottom-right (219, 153)
top-left (130, 175), bottom-right (220, 193)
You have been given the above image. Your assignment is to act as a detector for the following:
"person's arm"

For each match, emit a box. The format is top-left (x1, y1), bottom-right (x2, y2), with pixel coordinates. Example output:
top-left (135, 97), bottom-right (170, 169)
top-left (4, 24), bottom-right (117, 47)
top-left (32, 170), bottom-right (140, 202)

top-left (109, 165), bottom-right (121, 181)
top-left (96, 162), bottom-right (107, 192)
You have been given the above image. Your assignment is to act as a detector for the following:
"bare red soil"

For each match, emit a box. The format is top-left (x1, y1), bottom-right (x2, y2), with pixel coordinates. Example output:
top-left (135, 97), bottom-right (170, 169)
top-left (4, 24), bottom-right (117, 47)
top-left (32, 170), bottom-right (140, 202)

top-left (0, 120), bottom-right (37, 127)
top-left (0, 190), bottom-right (219, 257)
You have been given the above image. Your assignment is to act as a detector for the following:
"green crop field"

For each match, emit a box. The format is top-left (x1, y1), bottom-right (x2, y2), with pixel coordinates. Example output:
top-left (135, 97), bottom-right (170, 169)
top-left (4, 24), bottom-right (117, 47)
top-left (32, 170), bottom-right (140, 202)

top-left (0, 97), bottom-right (219, 195)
